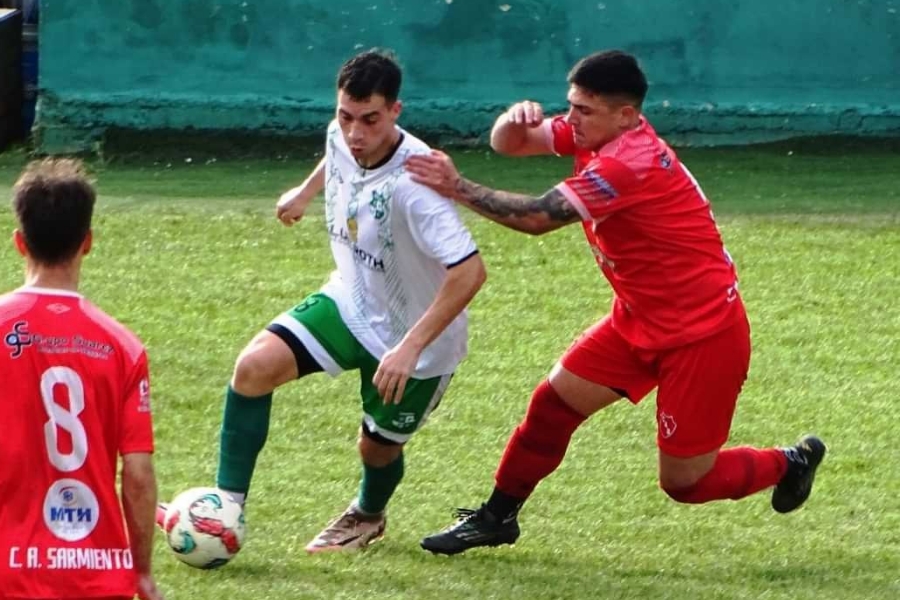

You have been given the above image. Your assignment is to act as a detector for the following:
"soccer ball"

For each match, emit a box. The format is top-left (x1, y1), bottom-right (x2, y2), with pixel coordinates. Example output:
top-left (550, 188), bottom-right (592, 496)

top-left (162, 487), bottom-right (246, 569)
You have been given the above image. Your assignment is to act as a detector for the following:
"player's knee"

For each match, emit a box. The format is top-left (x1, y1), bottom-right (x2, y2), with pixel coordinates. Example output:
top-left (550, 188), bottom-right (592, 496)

top-left (658, 449), bottom-right (718, 503)
top-left (517, 380), bottom-right (586, 449)
top-left (358, 426), bottom-right (404, 467)
top-left (524, 380), bottom-right (566, 427)
top-left (232, 345), bottom-right (281, 395)
top-left (659, 468), bottom-right (710, 503)
top-left (660, 480), bottom-right (699, 503)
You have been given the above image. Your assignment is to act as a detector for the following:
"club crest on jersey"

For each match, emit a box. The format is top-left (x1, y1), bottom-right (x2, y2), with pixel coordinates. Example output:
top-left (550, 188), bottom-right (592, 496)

top-left (4, 321), bottom-right (32, 358)
top-left (658, 151), bottom-right (673, 169)
top-left (346, 217), bottom-right (358, 242)
top-left (370, 190), bottom-right (389, 220)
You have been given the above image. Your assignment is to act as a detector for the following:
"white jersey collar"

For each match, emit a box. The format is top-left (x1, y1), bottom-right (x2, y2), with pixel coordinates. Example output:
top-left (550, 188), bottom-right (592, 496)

top-left (15, 285), bottom-right (83, 298)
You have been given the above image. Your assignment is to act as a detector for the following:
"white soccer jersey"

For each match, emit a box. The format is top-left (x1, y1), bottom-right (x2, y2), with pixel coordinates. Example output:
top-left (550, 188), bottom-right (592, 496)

top-left (319, 120), bottom-right (478, 378)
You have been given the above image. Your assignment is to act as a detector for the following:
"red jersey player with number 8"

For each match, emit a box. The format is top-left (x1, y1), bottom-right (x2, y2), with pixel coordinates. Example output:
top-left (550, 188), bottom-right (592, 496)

top-left (0, 160), bottom-right (164, 599)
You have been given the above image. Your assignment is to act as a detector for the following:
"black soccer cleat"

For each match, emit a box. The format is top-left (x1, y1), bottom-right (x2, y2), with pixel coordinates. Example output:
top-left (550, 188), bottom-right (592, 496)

top-left (772, 435), bottom-right (827, 514)
top-left (420, 505), bottom-right (521, 556)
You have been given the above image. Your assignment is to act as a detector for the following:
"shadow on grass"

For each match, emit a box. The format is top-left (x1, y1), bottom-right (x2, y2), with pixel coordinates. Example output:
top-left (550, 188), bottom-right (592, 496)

top-left (189, 538), bottom-right (890, 600)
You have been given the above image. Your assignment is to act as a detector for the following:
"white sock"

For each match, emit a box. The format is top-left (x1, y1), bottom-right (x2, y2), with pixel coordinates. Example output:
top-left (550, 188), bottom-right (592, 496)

top-left (224, 490), bottom-right (246, 507)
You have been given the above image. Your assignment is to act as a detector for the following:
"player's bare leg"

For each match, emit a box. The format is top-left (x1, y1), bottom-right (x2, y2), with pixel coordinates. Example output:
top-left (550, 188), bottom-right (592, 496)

top-left (232, 331), bottom-right (301, 397)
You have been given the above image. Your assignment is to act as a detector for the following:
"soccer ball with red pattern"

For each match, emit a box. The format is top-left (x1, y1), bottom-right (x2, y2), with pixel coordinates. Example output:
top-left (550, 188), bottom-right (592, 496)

top-left (163, 487), bottom-right (246, 569)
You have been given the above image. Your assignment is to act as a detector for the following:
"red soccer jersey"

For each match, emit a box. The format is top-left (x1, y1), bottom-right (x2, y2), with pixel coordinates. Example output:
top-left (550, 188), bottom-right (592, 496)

top-left (0, 287), bottom-right (153, 599)
top-left (544, 115), bottom-right (743, 349)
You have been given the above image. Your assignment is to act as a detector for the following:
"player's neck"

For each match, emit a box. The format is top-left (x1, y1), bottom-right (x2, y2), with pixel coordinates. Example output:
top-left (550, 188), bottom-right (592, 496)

top-left (597, 117), bottom-right (643, 149)
top-left (356, 129), bottom-right (402, 169)
top-left (24, 262), bottom-right (81, 292)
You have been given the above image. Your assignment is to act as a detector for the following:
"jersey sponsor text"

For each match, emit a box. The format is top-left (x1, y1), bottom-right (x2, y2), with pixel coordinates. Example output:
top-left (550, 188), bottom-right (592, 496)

top-left (8, 546), bottom-right (133, 570)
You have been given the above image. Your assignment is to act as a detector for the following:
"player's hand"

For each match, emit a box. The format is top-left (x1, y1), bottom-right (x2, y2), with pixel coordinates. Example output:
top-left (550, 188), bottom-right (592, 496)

top-left (137, 573), bottom-right (166, 600)
top-left (405, 150), bottom-right (461, 200)
top-left (373, 340), bottom-right (422, 404)
top-left (505, 100), bottom-right (545, 127)
top-left (275, 186), bottom-right (314, 226)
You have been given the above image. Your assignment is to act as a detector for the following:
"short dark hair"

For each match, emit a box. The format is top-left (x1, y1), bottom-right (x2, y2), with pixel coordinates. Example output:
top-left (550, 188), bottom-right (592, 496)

top-left (567, 50), bottom-right (648, 107)
top-left (337, 49), bottom-right (402, 103)
top-left (12, 158), bottom-right (96, 265)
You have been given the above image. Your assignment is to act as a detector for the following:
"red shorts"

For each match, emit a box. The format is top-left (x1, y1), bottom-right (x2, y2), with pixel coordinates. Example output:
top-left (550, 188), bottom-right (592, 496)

top-left (560, 311), bottom-right (751, 458)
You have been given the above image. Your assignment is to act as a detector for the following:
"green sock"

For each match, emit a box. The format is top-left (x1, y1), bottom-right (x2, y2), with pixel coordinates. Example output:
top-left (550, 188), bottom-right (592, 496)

top-left (216, 386), bottom-right (272, 498)
top-left (357, 453), bottom-right (405, 515)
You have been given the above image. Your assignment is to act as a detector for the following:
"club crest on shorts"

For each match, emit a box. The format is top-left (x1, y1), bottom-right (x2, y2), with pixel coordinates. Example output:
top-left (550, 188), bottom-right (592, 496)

top-left (392, 412), bottom-right (416, 429)
top-left (659, 412), bottom-right (677, 439)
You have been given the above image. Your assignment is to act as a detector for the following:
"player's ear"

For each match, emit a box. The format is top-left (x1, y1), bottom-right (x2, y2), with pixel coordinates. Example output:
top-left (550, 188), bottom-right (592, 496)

top-left (82, 230), bottom-right (93, 256)
top-left (619, 104), bottom-right (638, 125)
top-left (390, 99), bottom-right (402, 120)
top-left (12, 229), bottom-right (28, 257)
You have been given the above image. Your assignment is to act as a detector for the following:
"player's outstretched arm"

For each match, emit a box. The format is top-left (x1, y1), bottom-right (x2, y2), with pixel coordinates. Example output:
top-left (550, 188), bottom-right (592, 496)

top-left (276, 157), bottom-right (326, 226)
top-left (373, 252), bottom-right (487, 404)
top-left (122, 453), bottom-right (164, 599)
top-left (490, 101), bottom-right (554, 157)
top-left (406, 151), bottom-right (580, 235)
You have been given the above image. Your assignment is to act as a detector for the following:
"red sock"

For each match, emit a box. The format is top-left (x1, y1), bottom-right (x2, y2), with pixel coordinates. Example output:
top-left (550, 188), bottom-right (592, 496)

top-left (494, 380), bottom-right (588, 499)
top-left (663, 446), bottom-right (788, 503)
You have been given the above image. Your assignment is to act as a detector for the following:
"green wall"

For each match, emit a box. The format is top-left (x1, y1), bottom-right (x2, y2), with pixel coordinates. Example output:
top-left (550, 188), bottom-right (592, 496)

top-left (38, 0), bottom-right (900, 151)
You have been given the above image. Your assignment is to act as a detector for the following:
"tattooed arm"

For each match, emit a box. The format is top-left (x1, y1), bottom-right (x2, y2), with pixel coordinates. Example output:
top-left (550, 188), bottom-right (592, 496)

top-left (405, 150), bottom-right (582, 235)
top-left (453, 179), bottom-right (580, 235)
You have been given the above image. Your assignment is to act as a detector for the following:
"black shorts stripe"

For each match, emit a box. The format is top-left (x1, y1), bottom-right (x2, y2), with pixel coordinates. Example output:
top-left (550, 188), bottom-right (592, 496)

top-left (360, 418), bottom-right (402, 446)
top-left (265, 323), bottom-right (325, 378)
top-left (446, 249), bottom-right (480, 269)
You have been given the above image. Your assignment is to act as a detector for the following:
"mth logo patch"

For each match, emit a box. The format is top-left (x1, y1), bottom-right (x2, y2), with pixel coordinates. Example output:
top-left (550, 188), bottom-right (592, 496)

top-left (43, 479), bottom-right (100, 542)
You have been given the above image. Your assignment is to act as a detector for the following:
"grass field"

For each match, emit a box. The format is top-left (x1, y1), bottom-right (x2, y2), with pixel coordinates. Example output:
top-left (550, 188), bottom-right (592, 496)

top-left (1, 139), bottom-right (898, 599)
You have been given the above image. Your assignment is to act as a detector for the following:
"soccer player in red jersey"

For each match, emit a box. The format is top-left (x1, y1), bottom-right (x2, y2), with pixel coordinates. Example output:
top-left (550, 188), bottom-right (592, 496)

top-left (0, 160), bottom-right (164, 599)
top-left (406, 50), bottom-right (826, 555)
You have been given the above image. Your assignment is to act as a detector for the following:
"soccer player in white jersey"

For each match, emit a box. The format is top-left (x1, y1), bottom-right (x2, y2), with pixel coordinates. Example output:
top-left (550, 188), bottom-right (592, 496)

top-left (212, 49), bottom-right (487, 552)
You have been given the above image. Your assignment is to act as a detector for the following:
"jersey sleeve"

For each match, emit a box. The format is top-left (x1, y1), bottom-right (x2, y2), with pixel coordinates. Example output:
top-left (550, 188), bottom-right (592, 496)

top-left (398, 177), bottom-right (478, 267)
top-left (555, 156), bottom-right (644, 220)
top-left (544, 115), bottom-right (577, 156)
top-left (118, 350), bottom-right (154, 455)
